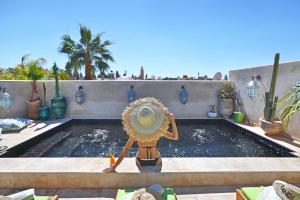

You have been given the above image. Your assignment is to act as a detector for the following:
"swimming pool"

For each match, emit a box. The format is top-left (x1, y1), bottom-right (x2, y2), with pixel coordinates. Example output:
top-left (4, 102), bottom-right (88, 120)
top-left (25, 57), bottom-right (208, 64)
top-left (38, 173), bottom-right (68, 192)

top-left (1, 119), bottom-right (295, 157)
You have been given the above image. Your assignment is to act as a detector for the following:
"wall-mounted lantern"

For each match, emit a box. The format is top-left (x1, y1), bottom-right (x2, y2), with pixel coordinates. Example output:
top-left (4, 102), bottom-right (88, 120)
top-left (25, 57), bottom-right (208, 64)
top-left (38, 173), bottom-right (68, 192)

top-left (208, 105), bottom-right (217, 118)
top-left (247, 76), bottom-right (260, 98)
top-left (75, 86), bottom-right (85, 105)
top-left (0, 87), bottom-right (12, 112)
top-left (128, 85), bottom-right (137, 103)
top-left (179, 85), bottom-right (189, 104)
top-left (292, 80), bottom-right (300, 100)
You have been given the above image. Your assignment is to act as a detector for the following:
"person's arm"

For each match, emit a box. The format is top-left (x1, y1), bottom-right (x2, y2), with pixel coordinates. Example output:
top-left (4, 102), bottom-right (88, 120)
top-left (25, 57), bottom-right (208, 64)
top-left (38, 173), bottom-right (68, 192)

top-left (161, 112), bottom-right (178, 141)
top-left (103, 136), bottom-right (135, 173)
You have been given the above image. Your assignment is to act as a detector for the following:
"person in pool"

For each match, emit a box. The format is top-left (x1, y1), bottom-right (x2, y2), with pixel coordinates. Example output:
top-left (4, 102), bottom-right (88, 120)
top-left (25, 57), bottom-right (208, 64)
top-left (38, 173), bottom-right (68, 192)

top-left (103, 97), bottom-right (178, 173)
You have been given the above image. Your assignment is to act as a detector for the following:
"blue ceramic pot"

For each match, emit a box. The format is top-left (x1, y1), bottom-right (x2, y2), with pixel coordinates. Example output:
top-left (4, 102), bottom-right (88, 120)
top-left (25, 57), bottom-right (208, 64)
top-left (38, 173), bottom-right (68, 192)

top-left (51, 96), bottom-right (66, 119)
top-left (39, 106), bottom-right (50, 120)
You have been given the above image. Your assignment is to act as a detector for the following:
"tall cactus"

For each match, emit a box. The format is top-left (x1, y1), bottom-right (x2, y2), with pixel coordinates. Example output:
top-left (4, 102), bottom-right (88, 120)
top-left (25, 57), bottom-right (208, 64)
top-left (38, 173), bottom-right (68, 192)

top-left (42, 82), bottom-right (47, 106)
top-left (264, 53), bottom-right (280, 121)
top-left (52, 63), bottom-right (60, 98)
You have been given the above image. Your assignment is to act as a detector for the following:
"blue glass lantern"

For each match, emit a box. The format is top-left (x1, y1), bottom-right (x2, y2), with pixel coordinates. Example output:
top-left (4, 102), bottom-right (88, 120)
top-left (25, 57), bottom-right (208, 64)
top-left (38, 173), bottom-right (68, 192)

top-left (292, 81), bottom-right (300, 100)
top-left (247, 76), bottom-right (259, 98)
top-left (75, 86), bottom-right (85, 105)
top-left (0, 88), bottom-right (12, 112)
top-left (128, 85), bottom-right (137, 103)
top-left (179, 86), bottom-right (189, 104)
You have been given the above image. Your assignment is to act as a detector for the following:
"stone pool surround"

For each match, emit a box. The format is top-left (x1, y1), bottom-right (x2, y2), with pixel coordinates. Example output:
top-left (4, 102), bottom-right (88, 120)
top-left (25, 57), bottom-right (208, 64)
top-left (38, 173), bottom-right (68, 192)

top-left (0, 118), bottom-right (300, 189)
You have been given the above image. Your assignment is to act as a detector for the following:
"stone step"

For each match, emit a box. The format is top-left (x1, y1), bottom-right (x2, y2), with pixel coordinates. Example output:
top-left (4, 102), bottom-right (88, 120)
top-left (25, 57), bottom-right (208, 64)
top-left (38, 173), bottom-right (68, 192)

top-left (0, 158), bottom-right (300, 189)
top-left (21, 132), bottom-right (71, 157)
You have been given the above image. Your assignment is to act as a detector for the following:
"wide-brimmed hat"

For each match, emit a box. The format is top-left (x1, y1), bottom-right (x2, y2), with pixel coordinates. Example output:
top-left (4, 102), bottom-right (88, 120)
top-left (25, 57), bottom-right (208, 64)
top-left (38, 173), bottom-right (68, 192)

top-left (130, 188), bottom-right (163, 200)
top-left (122, 97), bottom-right (169, 142)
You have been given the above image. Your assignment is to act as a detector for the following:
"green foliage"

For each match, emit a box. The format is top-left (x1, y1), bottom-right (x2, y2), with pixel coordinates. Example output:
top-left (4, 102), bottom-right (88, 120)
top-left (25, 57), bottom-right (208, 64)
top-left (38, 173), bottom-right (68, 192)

top-left (278, 84), bottom-right (300, 128)
top-left (218, 82), bottom-right (236, 99)
top-left (264, 53), bottom-right (280, 122)
top-left (59, 25), bottom-right (114, 79)
top-left (58, 69), bottom-right (70, 80)
top-left (21, 55), bottom-right (46, 81)
top-left (0, 56), bottom-right (70, 81)
top-left (0, 65), bottom-right (28, 80)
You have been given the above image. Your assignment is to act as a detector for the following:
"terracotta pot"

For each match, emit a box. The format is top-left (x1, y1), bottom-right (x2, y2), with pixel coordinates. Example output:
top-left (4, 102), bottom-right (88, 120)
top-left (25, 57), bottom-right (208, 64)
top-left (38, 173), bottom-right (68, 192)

top-left (26, 100), bottom-right (41, 120)
top-left (259, 117), bottom-right (284, 135)
top-left (219, 99), bottom-right (233, 118)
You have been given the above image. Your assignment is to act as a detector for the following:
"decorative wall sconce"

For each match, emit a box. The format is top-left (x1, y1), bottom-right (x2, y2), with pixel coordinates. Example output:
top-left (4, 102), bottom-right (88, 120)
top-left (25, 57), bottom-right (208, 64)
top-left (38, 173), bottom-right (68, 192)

top-left (75, 86), bottom-right (85, 105)
top-left (247, 76), bottom-right (261, 98)
top-left (292, 80), bottom-right (300, 100)
top-left (208, 105), bottom-right (217, 118)
top-left (179, 85), bottom-right (189, 104)
top-left (0, 87), bottom-right (12, 112)
top-left (128, 85), bottom-right (137, 103)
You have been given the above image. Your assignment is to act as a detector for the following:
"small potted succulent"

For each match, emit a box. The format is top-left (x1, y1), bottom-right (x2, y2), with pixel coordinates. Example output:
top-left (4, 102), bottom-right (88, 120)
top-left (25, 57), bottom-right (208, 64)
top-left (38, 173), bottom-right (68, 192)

top-left (22, 55), bottom-right (46, 120)
top-left (39, 82), bottom-right (50, 120)
top-left (218, 82), bottom-right (236, 118)
top-left (259, 53), bottom-right (283, 135)
top-left (51, 63), bottom-right (66, 119)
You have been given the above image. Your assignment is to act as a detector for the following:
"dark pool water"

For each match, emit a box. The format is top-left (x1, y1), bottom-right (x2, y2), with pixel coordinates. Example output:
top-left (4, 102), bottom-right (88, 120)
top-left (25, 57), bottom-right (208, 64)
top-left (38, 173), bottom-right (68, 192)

top-left (18, 119), bottom-right (293, 157)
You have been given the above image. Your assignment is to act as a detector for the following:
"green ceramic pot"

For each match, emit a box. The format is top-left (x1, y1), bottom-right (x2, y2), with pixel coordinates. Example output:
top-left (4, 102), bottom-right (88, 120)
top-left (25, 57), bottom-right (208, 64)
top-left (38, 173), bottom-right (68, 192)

top-left (234, 112), bottom-right (245, 123)
top-left (39, 106), bottom-right (50, 120)
top-left (51, 96), bottom-right (66, 119)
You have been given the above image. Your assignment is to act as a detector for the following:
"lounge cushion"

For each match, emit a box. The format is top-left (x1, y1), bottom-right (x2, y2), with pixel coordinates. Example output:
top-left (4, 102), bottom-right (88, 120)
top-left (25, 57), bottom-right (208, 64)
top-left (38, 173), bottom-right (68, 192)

top-left (257, 186), bottom-right (282, 200)
top-left (33, 196), bottom-right (50, 200)
top-left (116, 188), bottom-right (176, 200)
top-left (0, 118), bottom-right (32, 132)
top-left (241, 187), bottom-right (263, 200)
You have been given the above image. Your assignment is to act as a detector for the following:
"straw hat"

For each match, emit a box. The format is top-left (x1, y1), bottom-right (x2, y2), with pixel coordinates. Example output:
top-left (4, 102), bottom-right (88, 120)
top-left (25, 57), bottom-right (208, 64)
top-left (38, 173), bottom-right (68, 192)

top-left (122, 97), bottom-right (169, 142)
top-left (130, 188), bottom-right (163, 200)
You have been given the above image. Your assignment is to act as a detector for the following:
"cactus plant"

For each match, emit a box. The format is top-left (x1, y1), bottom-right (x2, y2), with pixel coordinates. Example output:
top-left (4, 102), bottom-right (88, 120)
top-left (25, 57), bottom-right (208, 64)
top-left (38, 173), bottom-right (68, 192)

top-left (264, 53), bottom-right (280, 122)
top-left (51, 63), bottom-right (66, 119)
top-left (53, 63), bottom-right (60, 97)
top-left (42, 82), bottom-right (47, 106)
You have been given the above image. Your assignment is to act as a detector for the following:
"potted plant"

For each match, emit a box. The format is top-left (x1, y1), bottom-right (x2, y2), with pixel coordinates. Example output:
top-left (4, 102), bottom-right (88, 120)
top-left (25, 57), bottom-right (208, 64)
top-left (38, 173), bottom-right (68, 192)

top-left (259, 53), bottom-right (283, 135)
top-left (39, 83), bottom-right (50, 120)
top-left (233, 89), bottom-right (245, 123)
top-left (218, 82), bottom-right (235, 118)
top-left (51, 63), bottom-right (66, 119)
top-left (22, 56), bottom-right (46, 120)
top-left (278, 81), bottom-right (300, 130)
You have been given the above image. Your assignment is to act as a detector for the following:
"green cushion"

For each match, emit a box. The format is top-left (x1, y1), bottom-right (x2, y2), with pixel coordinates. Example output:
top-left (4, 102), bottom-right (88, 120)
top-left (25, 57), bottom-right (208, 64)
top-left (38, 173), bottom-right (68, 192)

top-left (33, 196), bottom-right (50, 200)
top-left (116, 188), bottom-right (176, 200)
top-left (241, 187), bottom-right (263, 200)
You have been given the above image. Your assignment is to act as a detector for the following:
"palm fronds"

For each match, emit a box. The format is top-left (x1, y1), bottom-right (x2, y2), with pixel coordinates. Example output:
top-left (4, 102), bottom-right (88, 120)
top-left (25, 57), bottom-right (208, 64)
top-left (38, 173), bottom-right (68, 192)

top-left (59, 25), bottom-right (114, 79)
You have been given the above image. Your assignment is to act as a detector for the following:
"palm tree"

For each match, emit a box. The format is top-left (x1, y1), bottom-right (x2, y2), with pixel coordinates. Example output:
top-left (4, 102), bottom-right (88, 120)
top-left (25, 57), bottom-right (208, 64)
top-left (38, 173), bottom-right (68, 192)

top-left (65, 59), bottom-right (80, 80)
top-left (21, 55), bottom-right (46, 101)
top-left (59, 25), bottom-right (114, 80)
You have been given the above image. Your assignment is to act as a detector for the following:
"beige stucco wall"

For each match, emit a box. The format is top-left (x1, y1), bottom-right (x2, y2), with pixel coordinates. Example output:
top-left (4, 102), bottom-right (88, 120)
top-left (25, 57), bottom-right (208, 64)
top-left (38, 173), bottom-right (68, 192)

top-left (0, 80), bottom-right (226, 119)
top-left (229, 61), bottom-right (300, 140)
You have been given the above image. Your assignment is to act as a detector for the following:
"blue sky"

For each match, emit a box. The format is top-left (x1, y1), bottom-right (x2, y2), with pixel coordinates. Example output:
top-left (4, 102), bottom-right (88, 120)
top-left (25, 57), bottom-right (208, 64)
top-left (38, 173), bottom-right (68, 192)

top-left (0, 0), bottom-right (299, 78)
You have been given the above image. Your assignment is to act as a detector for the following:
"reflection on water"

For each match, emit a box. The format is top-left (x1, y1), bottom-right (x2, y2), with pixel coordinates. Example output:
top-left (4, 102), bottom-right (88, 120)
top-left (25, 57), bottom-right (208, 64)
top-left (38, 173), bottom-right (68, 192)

top-left (21, 121), bottom-right (289, 157)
